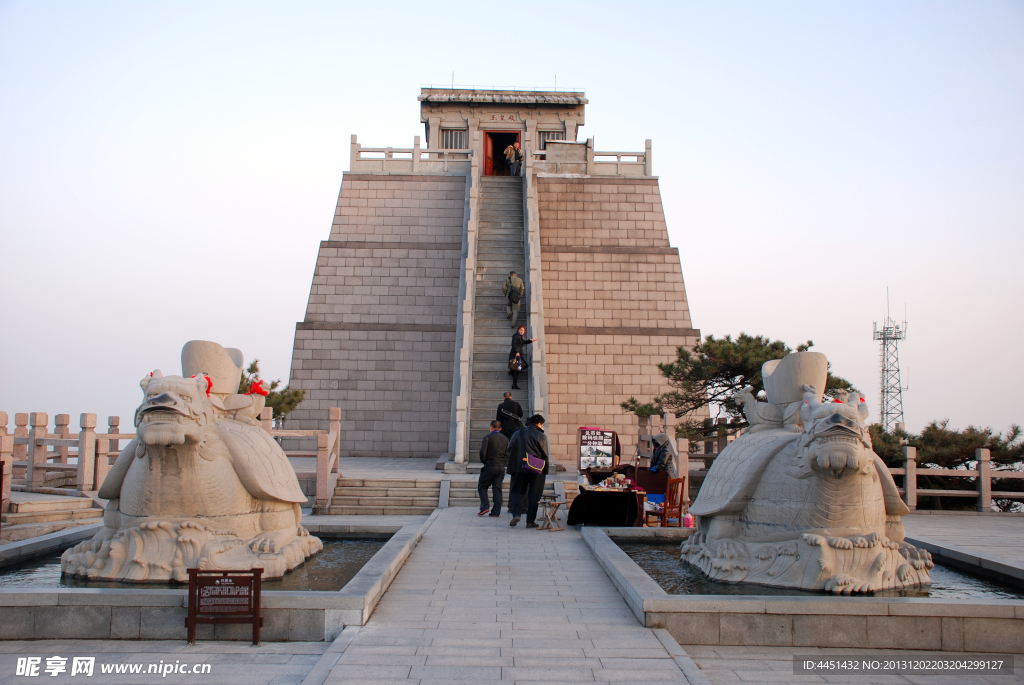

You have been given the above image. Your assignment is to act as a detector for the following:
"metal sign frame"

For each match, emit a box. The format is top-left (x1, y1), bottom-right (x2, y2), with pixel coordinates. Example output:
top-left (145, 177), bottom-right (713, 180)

top-left (186, 568), bottom-right (263, 645)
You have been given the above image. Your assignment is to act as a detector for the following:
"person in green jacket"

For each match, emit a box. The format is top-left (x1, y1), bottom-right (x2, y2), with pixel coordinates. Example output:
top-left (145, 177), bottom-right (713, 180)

top-left (502, 270), bottom-right (525, 328)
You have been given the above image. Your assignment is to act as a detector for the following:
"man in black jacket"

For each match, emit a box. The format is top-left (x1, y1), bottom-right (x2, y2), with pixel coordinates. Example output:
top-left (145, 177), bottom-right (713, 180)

top-left (496, 392), bottom-right (523, 438)
top-left (477, 420), bottom-right (509, 517)
top-left (508, 414), bottom-right (549, 528)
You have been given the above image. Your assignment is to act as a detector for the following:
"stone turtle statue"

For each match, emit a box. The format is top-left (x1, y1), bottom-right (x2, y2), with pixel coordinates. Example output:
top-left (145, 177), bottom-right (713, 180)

top-left (681, 352), bottom-right (932, 594)
top-left (62, 342), bottom-right (322, 582)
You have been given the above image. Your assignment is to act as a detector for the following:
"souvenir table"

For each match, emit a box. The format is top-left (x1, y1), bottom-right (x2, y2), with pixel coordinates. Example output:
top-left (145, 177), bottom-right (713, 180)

top-left (566, 484), bottom-right (645, 527)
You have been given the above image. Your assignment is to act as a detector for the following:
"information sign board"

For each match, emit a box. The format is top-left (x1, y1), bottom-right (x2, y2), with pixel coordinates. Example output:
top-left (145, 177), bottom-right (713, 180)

top-left (578, 428), bottom-right (616, 471)
top-left (186, 568), bottom-right (263, 645)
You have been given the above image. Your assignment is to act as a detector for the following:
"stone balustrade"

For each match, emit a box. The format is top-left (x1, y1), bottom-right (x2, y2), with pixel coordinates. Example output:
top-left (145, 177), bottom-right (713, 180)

top-left (532, 138), bottom-right (652, 176)
top-left (349, 134), bottom-right (472, 174)
top-left (892, 445), bottom-right (1024, 512)
top-left (0, 408), bottom-right (343, 514)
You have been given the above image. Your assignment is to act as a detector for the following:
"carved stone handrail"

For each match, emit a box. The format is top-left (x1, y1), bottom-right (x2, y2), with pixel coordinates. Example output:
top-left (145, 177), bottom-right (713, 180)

top-left (894, 446), bottom-right (1024, 511)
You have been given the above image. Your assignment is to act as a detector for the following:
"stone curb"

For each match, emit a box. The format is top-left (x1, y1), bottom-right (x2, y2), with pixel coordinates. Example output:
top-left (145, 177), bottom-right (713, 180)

top-left (300, 625), bottom-right (361, 685)
top-left (653, 627), bottom-right (712, 685)
top-left (579, 525), bottom-right (1024, 652)
top-left (907, 535), bottom-right (1024, 587)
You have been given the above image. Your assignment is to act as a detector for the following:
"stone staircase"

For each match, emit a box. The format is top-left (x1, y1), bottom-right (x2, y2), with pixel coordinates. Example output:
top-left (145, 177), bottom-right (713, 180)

top-left (327, 478), bottom-right (440, 515)
top-left (1, 493), bottom-right (104, 543)
top-left (447, 477), bottom-right (555, 508)
top-left (470, 176), bottom-right (528, 461)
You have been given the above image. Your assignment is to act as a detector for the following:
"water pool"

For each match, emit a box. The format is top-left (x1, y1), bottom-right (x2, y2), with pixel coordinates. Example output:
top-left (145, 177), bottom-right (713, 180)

top-left (617, 541), bottom-right (1024, 600)
top-left (0, 538), bottom-right (386, 592)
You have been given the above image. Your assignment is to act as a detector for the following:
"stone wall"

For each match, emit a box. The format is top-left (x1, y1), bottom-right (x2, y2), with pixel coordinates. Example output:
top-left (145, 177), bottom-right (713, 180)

top-left (537, 177), bottom-right (702, 464)
top-left (288, 174), bottom-right (466, 458)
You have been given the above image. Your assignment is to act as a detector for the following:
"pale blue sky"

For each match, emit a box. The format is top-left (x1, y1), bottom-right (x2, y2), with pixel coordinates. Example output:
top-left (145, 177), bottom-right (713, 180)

top-left (1, 1), bottom-right (1022, 434)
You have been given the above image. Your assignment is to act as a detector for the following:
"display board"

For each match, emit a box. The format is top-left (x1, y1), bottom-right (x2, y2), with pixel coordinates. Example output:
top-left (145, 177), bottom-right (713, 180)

top-left (578, 428), bottom-right (616, 471)
top-left (186, 568), bottom-right (263, 645)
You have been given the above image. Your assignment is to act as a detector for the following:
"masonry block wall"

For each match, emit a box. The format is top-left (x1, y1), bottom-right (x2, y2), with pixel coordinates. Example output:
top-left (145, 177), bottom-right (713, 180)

top-left (537, 177), bottom-right (701, 464)
top-left (288, 174), bottom-right (466, 457)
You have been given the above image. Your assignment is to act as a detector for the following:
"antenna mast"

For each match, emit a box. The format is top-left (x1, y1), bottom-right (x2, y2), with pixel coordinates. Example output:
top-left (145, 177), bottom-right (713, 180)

top-left (873, 288), bottom-right (908, 432)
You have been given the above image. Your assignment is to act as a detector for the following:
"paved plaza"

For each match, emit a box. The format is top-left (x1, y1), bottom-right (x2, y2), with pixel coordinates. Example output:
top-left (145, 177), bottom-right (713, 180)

top-left (3, 507), bottom-right (1024, 683)
top-left (903, 514), bottom-right (1024, 570)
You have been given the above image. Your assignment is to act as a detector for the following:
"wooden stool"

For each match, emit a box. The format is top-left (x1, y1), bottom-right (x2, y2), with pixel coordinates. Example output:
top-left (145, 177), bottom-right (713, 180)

top-left (538, 496), bottom-right (565, 531)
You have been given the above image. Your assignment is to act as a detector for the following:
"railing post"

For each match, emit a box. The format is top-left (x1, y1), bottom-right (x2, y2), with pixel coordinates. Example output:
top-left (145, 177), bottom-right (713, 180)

top-left (349, 134), bottom-right (359, 171)
top-left (412, 135), bottom-right (421, 173)
top-left (13, 413), bottom-right (29, 469)
top-left (329, 407), bottom-right (341, 471)
top-left (902, 445), bottom-right (917, 511)
top-left (1, 435), bottom-right (12, 513)
top-left (107, 415), bottom-right (120, 460)
top-left (55, 413), bottom-right (71, 463)
top-left (644, 139), bottom-right (652, 176)
top-left (77, 413), bottom-right (97, 492)
top-left (260, 407), bottom-right (273, 434)
top-left (26, 412), bottom-right (49, 489)
top-left (976, 447), bottom-right (991, 512)
top-left (677, 438), bottom-right (690, 503)
top-left (314, 432), bottom-right (330, 515)
top-left (585, 138), bottom-right (595, 175)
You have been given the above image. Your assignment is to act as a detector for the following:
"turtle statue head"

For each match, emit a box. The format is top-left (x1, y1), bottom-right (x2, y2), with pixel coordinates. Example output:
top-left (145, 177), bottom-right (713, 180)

top-left (135, 372), bottom-right (216, 447)
top-left (799, 385), bottom-right (872, 478)
top-left (63, 341), bottom-right (322, 583)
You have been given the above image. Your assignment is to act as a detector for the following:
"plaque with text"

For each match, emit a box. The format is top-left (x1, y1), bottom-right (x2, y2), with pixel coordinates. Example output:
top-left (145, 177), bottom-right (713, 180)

top-left (186, 568), bottom-right (263, 645)
top-left (578, 428), bottom-right (616, 471)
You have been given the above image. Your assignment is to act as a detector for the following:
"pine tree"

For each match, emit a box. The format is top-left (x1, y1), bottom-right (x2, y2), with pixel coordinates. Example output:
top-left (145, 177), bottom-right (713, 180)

top-left (237, 360), bottom-right (306, 421)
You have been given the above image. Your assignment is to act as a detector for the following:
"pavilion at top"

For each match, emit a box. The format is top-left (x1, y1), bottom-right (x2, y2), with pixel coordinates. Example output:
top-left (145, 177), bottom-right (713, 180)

top-left (418, 87), bottom-right (588, 150)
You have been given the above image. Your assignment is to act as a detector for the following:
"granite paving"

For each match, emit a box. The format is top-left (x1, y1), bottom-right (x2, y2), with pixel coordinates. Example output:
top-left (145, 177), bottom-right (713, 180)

top-left (684, 645), bottom-right (1024, 685)
top-left (319, 506), bottom-right (695, 683)
top-left (903, 513), bottom-right (1024, 570)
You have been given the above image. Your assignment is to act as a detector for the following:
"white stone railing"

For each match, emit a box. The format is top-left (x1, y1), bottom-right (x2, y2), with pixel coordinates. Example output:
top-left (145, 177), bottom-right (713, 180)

top-left (522, 140), bottom-right (549, 422)
top-left (532, 138), bottom-right (653, 177)
top-left (448, 131), bottom-right (482, 467)
top-left (0, 408), bottom-right (341, 514)
top-left (349, 135), bottom-right (473, 174)
top-left (892, 446), bottom-right (1024, 512)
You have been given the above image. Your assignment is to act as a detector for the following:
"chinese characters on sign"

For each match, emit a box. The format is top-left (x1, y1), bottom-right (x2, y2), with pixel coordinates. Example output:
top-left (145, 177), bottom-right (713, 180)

top-left (186, 568), bottom-right (263, 645)
top-left (579, 428), bottom-right (616, 471)
top-left (487, 114), bottom-right (517, 122)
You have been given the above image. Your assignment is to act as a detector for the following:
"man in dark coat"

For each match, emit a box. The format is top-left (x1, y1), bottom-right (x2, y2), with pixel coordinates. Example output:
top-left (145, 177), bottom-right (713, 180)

top-left (496, 391), bottom-right (523, 438)
top-left (505, 424), bottom-right (525, 518)
top-left (477, 420), bottom-right (509, 517)
top-left (508, 414), bottom-right (549, 528)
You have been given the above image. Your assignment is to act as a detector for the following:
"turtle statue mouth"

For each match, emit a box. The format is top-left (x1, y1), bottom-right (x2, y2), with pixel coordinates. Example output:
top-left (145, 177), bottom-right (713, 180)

top-left (135, 388), bottom-right (209, 446)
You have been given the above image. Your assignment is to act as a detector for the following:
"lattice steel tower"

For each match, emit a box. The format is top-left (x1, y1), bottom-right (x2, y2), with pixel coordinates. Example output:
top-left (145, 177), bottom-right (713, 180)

top-left (873, 296), bottom-right (907, 432)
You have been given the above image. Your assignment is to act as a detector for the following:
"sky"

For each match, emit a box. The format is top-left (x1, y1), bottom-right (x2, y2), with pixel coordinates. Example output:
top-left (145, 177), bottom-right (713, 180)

top-left (1, 1), bottom-right (1022, 436)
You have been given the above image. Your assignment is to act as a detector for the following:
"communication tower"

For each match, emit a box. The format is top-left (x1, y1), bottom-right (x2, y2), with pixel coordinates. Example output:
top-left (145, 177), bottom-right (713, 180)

top-left (873, 291), bottom-right (907, 432)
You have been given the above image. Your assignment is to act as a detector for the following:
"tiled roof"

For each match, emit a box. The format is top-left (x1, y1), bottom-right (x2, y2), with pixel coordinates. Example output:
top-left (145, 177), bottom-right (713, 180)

top-left (419, 90), bottom-right (587, 105)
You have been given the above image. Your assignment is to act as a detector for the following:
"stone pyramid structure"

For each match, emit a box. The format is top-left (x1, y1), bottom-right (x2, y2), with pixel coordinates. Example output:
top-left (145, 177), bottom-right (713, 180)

top-left (287, 88), bottom-right (701, 468)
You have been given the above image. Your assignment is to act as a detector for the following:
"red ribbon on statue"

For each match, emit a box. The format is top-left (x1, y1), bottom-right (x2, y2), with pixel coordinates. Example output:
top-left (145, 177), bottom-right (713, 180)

top-left (189, 374), bottom-right (214, 398)
top-left (246, 380), bottom-right (269, 397)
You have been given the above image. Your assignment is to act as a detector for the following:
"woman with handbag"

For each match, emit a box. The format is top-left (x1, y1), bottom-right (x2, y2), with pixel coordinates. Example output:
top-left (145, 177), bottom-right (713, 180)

top-left (508, 414), bottom-right (549, 528)
top-left (508, 325), bottom-right (536, 390)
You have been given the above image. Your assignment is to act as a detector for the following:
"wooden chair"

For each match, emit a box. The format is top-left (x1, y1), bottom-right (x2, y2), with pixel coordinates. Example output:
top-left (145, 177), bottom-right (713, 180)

top-left (645, 477), bottom-right (686, 527)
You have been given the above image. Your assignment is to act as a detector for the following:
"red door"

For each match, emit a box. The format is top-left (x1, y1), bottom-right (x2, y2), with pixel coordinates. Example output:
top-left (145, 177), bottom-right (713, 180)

top-left (484, 134), bottom-right (493, 176)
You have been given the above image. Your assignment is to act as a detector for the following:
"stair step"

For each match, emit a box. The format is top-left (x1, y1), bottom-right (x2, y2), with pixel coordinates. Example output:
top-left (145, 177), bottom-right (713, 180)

top-left (1, 508), bottom-right (103, 525)
top-left (332, 497), bottom-right (439, 507)
top-left (327, 506), bottom-right (436, 516)
top-left (0, 520), bottom-right (102, 543)
top-left (10, 497), bottom-right (98, 514)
